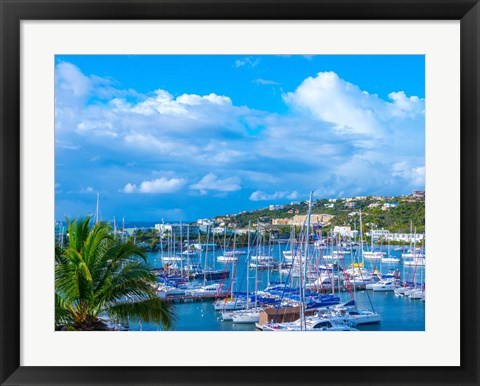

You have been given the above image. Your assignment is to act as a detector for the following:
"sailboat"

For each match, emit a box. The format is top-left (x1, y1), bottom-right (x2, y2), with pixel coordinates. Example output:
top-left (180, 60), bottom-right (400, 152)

top-left (231, 221), bottom-right (264, 324)
top-left (219, 222), bottom-right (257, 319)
top-left (217, 226), bottom-right (239, 262)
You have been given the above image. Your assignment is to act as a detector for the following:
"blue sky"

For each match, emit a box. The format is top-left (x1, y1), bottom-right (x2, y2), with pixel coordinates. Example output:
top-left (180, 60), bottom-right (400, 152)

top-left (55, 55), bottom-right (425, 222)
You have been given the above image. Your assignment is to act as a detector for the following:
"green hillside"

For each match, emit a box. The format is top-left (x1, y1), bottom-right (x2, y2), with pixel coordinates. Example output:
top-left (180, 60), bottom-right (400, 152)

top-left (220, 195), bottom-right (425, 234)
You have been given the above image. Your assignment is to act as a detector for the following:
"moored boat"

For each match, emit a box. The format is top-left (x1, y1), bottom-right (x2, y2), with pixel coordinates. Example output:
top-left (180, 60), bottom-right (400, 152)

top-left (371, 279), bottom-right (396, 292)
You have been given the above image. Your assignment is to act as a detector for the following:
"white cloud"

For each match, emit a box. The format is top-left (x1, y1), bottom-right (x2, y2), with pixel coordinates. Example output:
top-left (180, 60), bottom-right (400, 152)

top-left (128, 90), bottom-right (232, 117)
top-left (176, 93), bottom-right (231, 106)
top-left (253, 78), bottom-right (279, 85)
top-left (387, 91), bottom-right (425, 118)
top-left (56, 140), bottom-right (80, 150)
top-left (392, 162), bottom-right (425, 187)
top-left (234, 57), bottom-right (260, 68)
top-left (131, 90), bottom-right (188, 116)
top-left (283, 71), bottom-right (424, 138)
top-left (122, 177), bottom-right (185, 194)
top-left (55, 63), bottom-right (425, 204)
top-left (189, 173), bottom-right (241, 194)
top-left (122, 183), bottom-right (136, 194)
top-left (249, 190), bottom-right (299, 201)
top-left (56, 62), bottom-right (92, 98)
top-left (79, 186), bottom-right (95, 193)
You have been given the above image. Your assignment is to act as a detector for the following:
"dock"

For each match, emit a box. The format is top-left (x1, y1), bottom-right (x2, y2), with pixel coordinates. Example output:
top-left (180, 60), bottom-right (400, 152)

top-left (160, 293), bottom-right (229, 303)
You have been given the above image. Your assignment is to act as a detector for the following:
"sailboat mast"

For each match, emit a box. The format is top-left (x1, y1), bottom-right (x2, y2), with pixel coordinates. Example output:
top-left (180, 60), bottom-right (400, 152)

top-left (186, 225), bottom-right (190, 281)
top-left (179, 221), bottom-right (184, 276)
top-left (95, 193), bottom-right (100, 224)
top-left (267, 231), bottom-right (271, 286)
top-left (246, 221), bottom-right (251, 310)
top-left (223, 226), bottom-right (227, 256)
top-left (301, 191), bottom-right (313, 331)
top-left (359, 210), bottom-right (364, 264)
top-left (122, 217), bottom-right (125, 243)
top-left (370, 223), bottom-right (374, 253)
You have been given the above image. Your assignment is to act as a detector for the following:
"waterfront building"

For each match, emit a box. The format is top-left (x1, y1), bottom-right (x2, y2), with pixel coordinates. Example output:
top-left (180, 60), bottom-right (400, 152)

top-left (271, 214), bottom-right (334, 226)
top-left (212, 226), bottom-right (234, 235)
top-left (332, 226), bottom-right (359, 239)
top-left (333, 226), bottom-right (352, 237)
top-left (154, 223), bottom-right (200, 237)
top-left (385, 233), bottom-right (424, 242)
top-left (369, 229), bottom-right (390, 241)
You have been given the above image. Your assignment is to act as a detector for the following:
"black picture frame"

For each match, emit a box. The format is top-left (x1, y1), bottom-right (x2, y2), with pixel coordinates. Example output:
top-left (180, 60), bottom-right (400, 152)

top-left (1, 0), bottom-right (479, 385)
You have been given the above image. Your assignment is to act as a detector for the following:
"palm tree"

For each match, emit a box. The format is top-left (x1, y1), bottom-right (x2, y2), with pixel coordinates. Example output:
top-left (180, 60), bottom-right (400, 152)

top-left (55, 216), bottom-right (174, 331)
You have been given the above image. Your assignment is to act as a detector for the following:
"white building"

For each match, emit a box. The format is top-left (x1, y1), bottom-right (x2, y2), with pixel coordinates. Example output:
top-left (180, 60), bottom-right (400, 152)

top-left (155, 223), bottom-right (200, 237)
top-left (269, 204), bottom-right (284, 211)
top-left (211, 226), bottom-right (234, 235)
top-left (382, 202), bottom-right (399, 210)
top-left (197, 218), bottom-right (214, 226)
top-left (369, 229), bottom-right (390, 241)
top-left (333, 226), bottom-right (359, 239)
top-left (385, 233), bottom-right (425, 242)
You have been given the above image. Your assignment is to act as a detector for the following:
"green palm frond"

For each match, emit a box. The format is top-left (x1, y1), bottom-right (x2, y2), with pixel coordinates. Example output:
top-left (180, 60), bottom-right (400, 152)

top-left (92, 241), bottom-right (146, 293)
top-left (107, 297), bottom-right (175, 330)
top-left (55, 292), bottom-right (74, 327)
top-left (95, 262), bottom-right (156, 305)
top-left (55, 217), bottom-right (174, 330)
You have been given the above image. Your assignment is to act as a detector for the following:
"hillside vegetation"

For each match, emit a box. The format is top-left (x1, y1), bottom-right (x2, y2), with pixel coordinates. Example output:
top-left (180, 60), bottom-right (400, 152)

top-left (224, 196), bottom-right (425, 234)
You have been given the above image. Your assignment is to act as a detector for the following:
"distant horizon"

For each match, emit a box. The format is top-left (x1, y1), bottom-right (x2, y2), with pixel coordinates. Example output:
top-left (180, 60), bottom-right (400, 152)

top-left (55, 55), bottom-right (425, 221)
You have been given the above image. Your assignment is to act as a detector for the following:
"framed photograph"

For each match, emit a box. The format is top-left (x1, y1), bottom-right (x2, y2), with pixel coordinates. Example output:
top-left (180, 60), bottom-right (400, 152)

top-left (0, 0), bottom-right (478, 385)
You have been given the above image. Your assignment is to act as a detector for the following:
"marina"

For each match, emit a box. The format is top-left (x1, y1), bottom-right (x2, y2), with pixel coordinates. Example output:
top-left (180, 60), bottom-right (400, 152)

top-left (130, 216), bottom-right (425, 331)
top-left (55, 199), bottom-right (426, 333)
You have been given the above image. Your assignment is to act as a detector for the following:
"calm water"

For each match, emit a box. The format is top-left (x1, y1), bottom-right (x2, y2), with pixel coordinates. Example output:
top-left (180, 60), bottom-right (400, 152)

top-left (130, 244), bottom-right (425, 331)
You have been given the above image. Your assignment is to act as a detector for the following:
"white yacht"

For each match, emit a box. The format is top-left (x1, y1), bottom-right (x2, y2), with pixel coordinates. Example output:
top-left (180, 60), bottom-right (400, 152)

top-left (187, 283), bottom-right (226, 297)
top-left (371, 279), bottom-right (396, 292)
top-left (381, 256), bottom-right (400, 263)
top-left (340, 308), bottom-right (381, 325)
top-left (216, 255), bottom-right (239, 262)
top-left (214, 298), bottom-right (249, 311)
top-left (161, 255), bottom-right (185, 263)
top-left (363, 251), bottom-right (385, 260)
top-left (263, 315), bottom-right (357, 331)
top-left (232, 308), bottom-right (262, 324)
top-left (404, 258), bottom-right (426, 266)
top-left (408, 287), bottom-right (424, 299)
